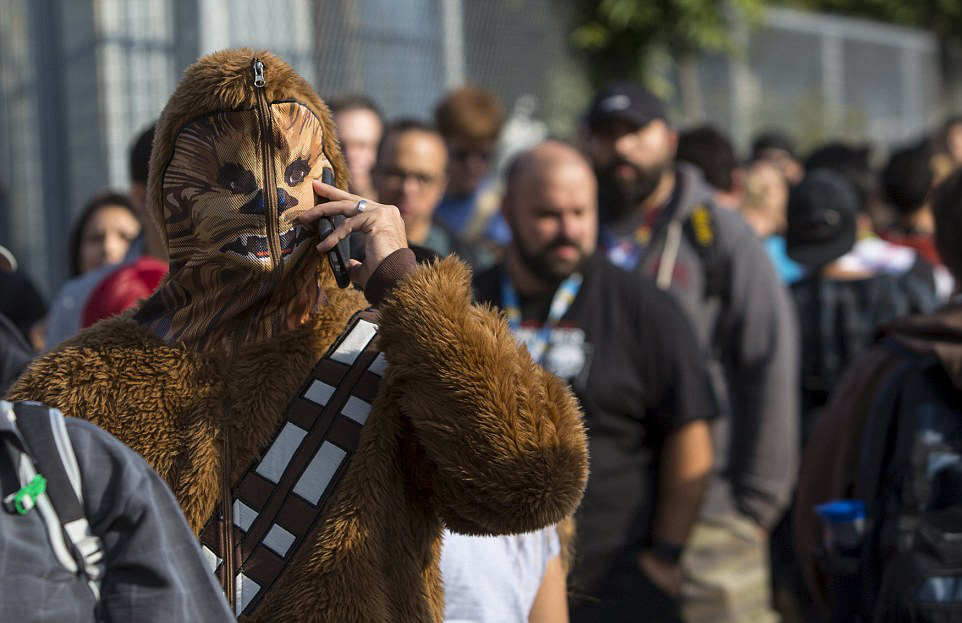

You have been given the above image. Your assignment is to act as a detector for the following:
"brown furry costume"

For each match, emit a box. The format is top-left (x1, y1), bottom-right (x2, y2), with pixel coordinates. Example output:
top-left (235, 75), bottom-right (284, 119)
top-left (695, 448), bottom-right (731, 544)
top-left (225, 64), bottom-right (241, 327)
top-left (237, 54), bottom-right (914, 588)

top-left (8, 49), bottom-right (588, 622)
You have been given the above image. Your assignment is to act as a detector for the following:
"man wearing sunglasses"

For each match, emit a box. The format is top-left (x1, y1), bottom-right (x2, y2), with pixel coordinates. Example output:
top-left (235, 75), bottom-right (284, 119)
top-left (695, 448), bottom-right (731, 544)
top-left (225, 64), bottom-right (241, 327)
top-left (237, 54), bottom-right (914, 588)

top-left (434, 86), bottom-right (511, 262)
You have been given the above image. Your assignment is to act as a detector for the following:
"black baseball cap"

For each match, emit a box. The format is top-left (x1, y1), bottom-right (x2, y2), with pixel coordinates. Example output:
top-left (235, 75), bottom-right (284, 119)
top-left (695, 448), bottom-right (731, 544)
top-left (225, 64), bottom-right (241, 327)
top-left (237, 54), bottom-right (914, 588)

top-left (585, 80), bottom-right (667, 130)
top-left (786, 169), bottom-right (859, 268)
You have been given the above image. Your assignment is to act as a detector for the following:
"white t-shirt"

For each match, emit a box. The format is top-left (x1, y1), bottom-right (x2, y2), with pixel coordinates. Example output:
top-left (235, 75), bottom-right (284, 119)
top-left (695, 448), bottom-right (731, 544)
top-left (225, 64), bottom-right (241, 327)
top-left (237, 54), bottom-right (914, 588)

top-left (440, 526), bottom-right (560, 623)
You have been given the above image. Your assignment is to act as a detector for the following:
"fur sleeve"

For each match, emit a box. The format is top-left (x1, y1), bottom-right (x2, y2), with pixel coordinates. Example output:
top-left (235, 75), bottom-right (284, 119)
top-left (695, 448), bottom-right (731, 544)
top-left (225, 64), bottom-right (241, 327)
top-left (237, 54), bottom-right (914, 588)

top-left (375, 256), bottom-right (589, 535)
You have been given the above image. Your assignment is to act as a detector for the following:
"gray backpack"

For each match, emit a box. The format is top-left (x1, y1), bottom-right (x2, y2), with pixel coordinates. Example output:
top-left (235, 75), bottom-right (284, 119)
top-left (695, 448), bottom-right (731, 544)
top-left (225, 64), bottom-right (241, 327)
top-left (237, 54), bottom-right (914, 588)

top-left (0, 401), bottom-right (104, 606)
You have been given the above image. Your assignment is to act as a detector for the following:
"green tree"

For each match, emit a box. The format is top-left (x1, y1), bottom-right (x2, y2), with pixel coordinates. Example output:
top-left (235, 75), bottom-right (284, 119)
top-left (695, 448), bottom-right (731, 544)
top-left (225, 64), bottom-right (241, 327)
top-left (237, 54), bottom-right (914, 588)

top-left (570, 0), bottom-right (962, 120)
top-left (570, 0), bottom-right (766, 119)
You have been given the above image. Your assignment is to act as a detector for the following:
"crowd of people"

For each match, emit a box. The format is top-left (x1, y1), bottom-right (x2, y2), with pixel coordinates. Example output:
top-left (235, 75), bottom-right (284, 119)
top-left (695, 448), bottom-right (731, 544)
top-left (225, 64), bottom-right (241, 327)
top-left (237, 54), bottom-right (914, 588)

top-left (0, 47), bottom-right (960, 623)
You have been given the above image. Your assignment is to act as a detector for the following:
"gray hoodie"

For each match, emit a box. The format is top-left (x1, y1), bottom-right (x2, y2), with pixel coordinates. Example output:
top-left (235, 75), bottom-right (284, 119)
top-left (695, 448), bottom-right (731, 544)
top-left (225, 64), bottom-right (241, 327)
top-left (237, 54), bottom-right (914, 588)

top-left (604, 162), bottom-right (800, 530)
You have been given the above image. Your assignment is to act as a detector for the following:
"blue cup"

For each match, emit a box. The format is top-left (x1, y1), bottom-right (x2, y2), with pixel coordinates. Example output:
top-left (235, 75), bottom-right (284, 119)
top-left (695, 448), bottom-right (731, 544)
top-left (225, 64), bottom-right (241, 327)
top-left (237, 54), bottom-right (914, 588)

top-left (815, 499), bottom-right (865, 553)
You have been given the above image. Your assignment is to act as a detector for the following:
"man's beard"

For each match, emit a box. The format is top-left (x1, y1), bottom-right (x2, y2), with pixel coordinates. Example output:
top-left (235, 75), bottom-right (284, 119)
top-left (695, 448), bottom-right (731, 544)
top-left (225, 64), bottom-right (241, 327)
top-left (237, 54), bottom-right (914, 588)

top-left (595, 157), bottom-right (666, 224)
top-left (514, 234), bottom-right (589, 287)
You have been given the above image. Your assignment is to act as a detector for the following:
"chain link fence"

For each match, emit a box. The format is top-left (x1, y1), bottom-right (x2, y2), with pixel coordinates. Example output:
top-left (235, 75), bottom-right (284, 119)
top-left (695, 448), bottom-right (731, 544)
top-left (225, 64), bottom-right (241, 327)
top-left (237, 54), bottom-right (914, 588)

top-left (693, 8), bottom-right (941, 157)
top-left (0, 0), bottom-right (948, 293)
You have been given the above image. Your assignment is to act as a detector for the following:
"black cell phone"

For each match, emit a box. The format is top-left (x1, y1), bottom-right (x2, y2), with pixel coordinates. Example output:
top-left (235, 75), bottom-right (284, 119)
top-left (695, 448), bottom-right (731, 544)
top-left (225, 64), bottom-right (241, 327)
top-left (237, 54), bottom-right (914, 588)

top-left (315, 168), bottom-right (351, 289)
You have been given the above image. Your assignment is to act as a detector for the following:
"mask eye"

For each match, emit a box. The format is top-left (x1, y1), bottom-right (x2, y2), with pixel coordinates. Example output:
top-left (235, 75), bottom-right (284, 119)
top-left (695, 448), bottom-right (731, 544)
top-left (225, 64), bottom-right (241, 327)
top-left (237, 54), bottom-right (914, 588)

top-left (218, 163), bottom-right (257, 195)
top-left (284, 159), bottom-right (311, 187)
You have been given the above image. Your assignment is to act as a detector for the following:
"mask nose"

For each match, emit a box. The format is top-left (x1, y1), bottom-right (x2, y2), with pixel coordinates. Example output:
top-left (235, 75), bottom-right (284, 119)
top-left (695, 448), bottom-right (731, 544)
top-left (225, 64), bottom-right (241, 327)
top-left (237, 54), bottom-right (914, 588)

top-left (276, 188), bottom-right (298, 214)
top-left (239, 188), bottom-right (299, 215)
top-left (239, 189), bottom-right (265, 215)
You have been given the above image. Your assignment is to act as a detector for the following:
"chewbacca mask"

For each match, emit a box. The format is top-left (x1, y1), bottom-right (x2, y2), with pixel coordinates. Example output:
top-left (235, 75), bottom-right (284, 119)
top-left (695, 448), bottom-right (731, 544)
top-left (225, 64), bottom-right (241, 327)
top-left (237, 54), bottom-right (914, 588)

top-left (135, 48), bottom-right (348, 352)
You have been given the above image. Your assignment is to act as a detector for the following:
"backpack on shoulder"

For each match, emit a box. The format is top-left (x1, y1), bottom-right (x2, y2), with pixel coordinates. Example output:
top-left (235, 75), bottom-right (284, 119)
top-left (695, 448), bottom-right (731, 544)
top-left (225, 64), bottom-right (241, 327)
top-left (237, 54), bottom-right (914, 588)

top-left (826, 341), bottom-right (962, 622)
top-left (0, 401), bottom-right (104, 607)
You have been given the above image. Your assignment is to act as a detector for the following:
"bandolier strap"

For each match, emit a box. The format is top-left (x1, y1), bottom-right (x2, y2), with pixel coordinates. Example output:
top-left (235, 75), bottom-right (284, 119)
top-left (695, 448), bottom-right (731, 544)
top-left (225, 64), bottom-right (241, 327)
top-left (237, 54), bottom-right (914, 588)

top-left (200, 312), bottom-right (385, 616)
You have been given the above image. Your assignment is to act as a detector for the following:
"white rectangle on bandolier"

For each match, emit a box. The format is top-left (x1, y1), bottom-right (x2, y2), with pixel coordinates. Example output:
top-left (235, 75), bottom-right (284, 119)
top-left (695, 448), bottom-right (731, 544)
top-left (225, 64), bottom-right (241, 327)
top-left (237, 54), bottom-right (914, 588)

top-left (369, 352), bottom-right (388, 377)
top-left (263, 523), bottom-right (297, 557)
top-left (292, 442), bottom-right (347, 505)
top-left (233, 499), bottom-right (257, 532)
top-left (341, 396), bottom-right (372, 425)
top-left (202, 546), bottom-right (221, 573)
top-left (331, 320), bottom-right (378, 365)
top-left (237, 573), bottom-right (260, 615)
top-left (255, 422), bottom-right (307, 484)
top-left (304, 380), bottom-right (336, 406)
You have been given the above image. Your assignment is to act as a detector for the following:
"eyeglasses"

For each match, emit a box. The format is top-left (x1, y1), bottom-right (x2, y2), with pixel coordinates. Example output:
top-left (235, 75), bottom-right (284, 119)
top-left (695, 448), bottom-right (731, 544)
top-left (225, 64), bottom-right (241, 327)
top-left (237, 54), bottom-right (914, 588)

top-left (378, 167), bottom-right (441, 188)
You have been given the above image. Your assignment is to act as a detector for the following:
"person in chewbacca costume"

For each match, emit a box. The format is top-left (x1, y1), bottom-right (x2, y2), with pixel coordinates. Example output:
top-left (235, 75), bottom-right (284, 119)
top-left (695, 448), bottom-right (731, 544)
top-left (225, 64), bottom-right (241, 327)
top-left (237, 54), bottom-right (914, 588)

top-left (7, 48), bottom-right (588, 622)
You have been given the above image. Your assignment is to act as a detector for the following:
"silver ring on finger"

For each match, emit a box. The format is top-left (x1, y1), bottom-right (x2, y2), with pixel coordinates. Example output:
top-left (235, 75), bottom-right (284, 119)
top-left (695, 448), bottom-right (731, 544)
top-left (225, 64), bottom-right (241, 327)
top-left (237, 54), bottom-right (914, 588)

top-left (355, 199), bottom-right (368, 214)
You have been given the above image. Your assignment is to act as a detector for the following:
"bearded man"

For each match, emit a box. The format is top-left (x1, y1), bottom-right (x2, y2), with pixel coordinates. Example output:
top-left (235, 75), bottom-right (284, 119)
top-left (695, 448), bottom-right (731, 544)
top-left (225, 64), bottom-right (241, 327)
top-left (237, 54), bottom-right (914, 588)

top-left (8, 49), bottom-right (588, 622)
top-left (582, 81), bottom-right (799, 623)
top-left (469, 141), bottom-right (716, 622)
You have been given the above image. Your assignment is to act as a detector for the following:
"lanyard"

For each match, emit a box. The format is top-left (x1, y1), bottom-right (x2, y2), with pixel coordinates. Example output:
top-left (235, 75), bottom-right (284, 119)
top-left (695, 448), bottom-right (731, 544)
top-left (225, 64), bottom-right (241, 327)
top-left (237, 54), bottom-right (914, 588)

top-left (501, 272), bottom-right (582, 364)
top-left (600, 190), bottom-right (675, 269)
top-left (600, 208), bottom-right (660, 270)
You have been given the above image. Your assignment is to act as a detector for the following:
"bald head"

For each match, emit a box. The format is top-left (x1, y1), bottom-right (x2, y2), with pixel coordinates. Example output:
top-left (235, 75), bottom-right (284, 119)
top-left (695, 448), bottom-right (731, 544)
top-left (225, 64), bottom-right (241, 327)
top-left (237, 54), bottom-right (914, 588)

top-left (505, 140), bottom-right (596, 207)
top-left (503, 140), bottom-right (598, 284)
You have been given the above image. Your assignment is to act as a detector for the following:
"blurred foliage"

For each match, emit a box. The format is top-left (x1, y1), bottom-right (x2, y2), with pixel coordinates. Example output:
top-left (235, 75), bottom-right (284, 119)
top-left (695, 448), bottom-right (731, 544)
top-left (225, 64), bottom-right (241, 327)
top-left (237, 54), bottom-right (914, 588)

top-left (569, 0), bottom-right (766, 89)
top-left (570, 0), bottom-right (962, 90)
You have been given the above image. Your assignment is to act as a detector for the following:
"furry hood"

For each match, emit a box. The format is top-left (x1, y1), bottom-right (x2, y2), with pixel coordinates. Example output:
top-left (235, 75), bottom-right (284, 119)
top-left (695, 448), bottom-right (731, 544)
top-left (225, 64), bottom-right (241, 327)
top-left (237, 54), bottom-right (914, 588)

top-left (147, 48), bottom-right (347, 241)
top-left (136, 48), bottom-right (347, 352)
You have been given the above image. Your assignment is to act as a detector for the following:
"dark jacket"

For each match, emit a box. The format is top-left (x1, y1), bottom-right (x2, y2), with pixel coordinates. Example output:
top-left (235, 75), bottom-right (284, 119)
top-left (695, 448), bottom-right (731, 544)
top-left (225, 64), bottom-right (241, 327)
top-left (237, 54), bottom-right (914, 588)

top-left (792, 272), bottom-right (923, 438)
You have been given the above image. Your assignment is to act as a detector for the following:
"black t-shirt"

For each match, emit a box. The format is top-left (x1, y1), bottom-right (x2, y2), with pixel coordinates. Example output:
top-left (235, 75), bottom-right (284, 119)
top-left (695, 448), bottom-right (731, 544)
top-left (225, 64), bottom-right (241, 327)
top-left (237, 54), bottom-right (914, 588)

top-left (473, 253), bottom-right (716, 594)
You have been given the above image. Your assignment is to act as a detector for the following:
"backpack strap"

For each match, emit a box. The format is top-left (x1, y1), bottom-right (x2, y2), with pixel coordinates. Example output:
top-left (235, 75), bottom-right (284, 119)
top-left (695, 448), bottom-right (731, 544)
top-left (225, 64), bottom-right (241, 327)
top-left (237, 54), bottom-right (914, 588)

top-left (855, 346), bottom-right (914, 513)
top-left (0, 401), bottom-right (104, 602)
top-left (854, 338), bottom-right (944, 520)
top-left (673, 203), bottom-right (729, 304)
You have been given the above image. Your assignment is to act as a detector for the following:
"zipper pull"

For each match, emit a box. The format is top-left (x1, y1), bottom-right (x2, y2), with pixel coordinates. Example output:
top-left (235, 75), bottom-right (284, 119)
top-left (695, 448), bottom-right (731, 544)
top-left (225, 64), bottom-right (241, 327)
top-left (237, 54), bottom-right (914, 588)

top-left (252, 59), bottom-right (266, 88)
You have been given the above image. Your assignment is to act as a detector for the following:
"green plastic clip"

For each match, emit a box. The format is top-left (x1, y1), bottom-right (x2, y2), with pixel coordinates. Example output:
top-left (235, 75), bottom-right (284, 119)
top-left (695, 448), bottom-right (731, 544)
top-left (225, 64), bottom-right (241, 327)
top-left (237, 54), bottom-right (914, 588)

top-left (13, 474), bottom-right (46, 515)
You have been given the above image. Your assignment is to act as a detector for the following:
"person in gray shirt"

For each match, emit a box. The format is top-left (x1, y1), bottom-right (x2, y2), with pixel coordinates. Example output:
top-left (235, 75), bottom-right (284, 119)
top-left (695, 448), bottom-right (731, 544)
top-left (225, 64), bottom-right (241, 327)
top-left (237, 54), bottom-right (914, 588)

top-left (584, 80), bottom-right (800, 623)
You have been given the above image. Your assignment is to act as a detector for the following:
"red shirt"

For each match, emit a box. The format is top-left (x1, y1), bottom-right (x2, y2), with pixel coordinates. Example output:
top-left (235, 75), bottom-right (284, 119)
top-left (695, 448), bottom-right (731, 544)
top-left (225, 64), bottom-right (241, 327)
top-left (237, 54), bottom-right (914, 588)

top-left (83, 256), bottom-right (168, 328)
top-left (879, 227), bottom-right (942, 267)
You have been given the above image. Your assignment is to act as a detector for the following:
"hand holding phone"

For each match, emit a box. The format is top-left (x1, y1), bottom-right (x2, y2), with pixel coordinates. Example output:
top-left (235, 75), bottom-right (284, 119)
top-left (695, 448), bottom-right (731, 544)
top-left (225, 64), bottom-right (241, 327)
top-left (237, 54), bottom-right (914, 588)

top-left (314, 168), bottom-right (351, 288)
top-left (304, 174), bottom-right (409, 292)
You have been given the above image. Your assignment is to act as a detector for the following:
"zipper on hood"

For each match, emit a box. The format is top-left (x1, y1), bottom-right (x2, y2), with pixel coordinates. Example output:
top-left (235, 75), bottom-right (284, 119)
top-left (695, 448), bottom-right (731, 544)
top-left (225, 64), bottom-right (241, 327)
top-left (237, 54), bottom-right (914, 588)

top-left (252, 59), bottom-right (283, 274)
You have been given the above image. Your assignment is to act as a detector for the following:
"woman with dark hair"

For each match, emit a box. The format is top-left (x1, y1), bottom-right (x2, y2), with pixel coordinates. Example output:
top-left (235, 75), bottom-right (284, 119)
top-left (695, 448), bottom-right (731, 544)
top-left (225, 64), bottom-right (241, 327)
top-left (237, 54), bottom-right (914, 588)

top-left (67, 192), bottom-right (141, 277)
top-left (36, 192), bottom-right (142, 350)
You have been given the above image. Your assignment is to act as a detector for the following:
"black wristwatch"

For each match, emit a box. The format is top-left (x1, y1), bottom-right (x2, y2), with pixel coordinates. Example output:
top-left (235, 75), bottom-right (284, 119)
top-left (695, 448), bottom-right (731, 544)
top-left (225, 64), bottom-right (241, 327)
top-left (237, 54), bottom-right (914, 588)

top-left (647, 539), bottom-right (685, 565)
